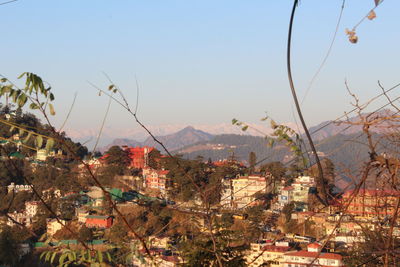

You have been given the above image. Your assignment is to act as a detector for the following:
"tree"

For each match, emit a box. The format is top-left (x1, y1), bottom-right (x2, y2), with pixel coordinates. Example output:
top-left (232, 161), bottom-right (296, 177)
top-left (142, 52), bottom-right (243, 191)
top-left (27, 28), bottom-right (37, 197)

top-left (78, 226), bottom-right (94, 242)
top-left (248, 151), bottom-right (256, 174)
top-left (0, 227), bottom-right (21, 266)
top-left (105, 146), bottom-right (130, 168)
top-left (260, 161), bottom-right (287, 191)
top-left (148, 149), bottom-right (162, 169)
top-left (260, 161), bottom-right (286, 179)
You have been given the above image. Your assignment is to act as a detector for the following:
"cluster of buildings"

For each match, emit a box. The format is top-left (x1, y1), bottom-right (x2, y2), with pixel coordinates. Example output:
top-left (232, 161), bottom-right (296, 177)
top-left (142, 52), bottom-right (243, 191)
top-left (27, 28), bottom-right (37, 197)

top-left (275, 176), bottom-right (316, 210)
top-left (6, 201), bottom-right (40, 227)
top-left (220, 174), bottom-right (316, 211)
top-left (247, 241), bottom-right (344, 267)
top-left (3, 142), bottom-right (400, 266)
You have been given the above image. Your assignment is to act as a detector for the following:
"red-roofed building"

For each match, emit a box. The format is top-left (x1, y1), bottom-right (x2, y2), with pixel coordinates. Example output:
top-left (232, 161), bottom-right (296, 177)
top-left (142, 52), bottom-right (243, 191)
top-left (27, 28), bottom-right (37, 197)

top-left (124, 146), bottom-right (154, 169)
top-left (307, 243), bottom-right (322, 252)
top-left (282, 243), bottom-right (344, 267)
top-left (85, 215), bottom-right (113, 229)
top-left (341, 189), bottom-right (400, 218)
top-left (247, 242), bottom-right (292, 267)
top-left (283, 250), bottom-right (344, 266)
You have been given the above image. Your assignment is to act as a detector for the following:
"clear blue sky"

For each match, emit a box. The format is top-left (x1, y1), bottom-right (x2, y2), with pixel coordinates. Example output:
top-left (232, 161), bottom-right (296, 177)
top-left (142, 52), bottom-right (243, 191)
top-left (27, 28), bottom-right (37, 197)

top-left (1, 0), bottom-right (399, 136)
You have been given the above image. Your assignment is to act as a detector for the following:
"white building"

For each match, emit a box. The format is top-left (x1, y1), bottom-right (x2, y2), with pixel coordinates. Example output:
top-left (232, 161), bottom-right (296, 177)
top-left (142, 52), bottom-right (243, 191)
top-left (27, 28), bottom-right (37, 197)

top-left (46, 219), bottom-right (66, 236)
top-left (292, 176), bottom-right (315, 203)
top-left (36, 149), bottom-right (48, 161)
top-left (247, 241), bottom-right (291, 267)
top-left (279, 186), bottom-right (294, 207)
top-left (7, 212), bottom-right (30, 227)
top-left (25, 201), bottom-right (39, 218)
top-left (282, 243), bottom-right (344, 267)
top-left (230, 175), bottom-right (269, 209)
top-left (7, 183), bottom-right (32, 194)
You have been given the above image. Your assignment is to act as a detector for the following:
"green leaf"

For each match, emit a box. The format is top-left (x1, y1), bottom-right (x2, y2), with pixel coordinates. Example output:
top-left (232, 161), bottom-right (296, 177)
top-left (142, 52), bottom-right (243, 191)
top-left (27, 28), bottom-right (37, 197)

top-left (23, 132), bottom-right (32, 144)
top-left (108, 84), bottom-right (114, 91)
top-left (45, 251), bottom-right (51, 262)
top-left (231, 118), bottom-right (238, 125)
top-left (29, 103), bottom-right (39, 109)
top-left (97, 251), bottom-right (103, 263)
top-left (59, 253), bottom-right (67, 265)
top-left (241, 125), bottom-right (248, 131)
top-left (51, 251), bottom-right (57, 264)
top-left (45, 138), bottom-right (55, 152)
top-left (0, 78), bottom-right (7, 83)
top-left (268, 139), bottom-right (275, 147)
top-left (36, 135), bottom-right (43, 148)
top-left (88, 250), bottom-right (92, 262)
top-left (67, 252), bottom-right (73, 262)
top-left (49, 103), bottom-right (56, 115)
top-left (106, 252), bottom-right (112, 263)
top-left (17, 72), bottom-right (27, 79)
top-left (18, 94), bottom-right (28, 107)
top-left (40, 251), bottom-right (47, 260)
top-left (50, 92), bottom-right (55, 101)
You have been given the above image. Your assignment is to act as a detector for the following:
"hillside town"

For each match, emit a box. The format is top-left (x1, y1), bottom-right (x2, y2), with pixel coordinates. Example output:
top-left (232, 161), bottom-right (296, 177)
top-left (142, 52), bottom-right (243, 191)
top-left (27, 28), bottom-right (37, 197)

top-left (1, 122), bottom-right (398, 266)
top-left (0, 1), bottom-right (397, 266)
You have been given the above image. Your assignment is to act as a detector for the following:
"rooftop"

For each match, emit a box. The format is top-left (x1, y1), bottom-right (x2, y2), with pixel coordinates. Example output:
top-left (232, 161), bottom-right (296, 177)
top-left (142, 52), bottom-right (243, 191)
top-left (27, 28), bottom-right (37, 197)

top-left (285, 251), bottom-right (342, 260)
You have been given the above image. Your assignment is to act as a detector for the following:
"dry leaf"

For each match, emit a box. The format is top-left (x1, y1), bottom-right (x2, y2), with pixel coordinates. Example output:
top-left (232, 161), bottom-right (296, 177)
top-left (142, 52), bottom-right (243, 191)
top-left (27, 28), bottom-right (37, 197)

top-left (367, 10), bottom-right (376, 20)
top-left (349, 35), bottom-right (358, 44)
top-left (345, 28), bottom-right (358, 44)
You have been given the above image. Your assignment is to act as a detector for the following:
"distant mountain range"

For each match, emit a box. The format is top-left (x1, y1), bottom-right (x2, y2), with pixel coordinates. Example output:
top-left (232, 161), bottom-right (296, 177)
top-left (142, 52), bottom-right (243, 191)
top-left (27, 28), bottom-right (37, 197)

top-left (99, 126), bottom-right (214, 153)
top-left (67, 122), bottom-right (279, 149)
top-left (309, 109), bottom-right (397, 140)
top-left (97, 109), bottom-right (398, 189)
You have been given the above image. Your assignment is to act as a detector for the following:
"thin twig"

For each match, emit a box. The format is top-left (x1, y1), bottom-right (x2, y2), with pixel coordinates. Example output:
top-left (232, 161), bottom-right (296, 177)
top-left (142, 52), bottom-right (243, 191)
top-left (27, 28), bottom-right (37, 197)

top-left (301, 0), bottom-right (346, 104)
top-left (92, 94), bottom-right (112, 153)
top-left (58, 92), bottom-right (77, 132)
top-left (287, 0), bottom-right (328, 205)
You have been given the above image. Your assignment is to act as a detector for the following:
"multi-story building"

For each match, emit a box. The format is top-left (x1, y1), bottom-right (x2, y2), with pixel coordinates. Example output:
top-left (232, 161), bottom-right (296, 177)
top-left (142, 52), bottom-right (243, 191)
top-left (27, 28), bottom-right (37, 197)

top-left (341, 189), bottom-right (400, 219)
top-left (143, 168), bottom-right (169, 193)
top-left (124, 146), bottom-right (154, 169)
top-left (292, 176), bottom-right (315, 204)
top-left (282, 243), bottom-right (344, 267)
top-left (25, 201), bottom-right (39, 218)
top-left (247, 241), bottom-right (291, 267)
top-left (279, 186), bottom-right (294, 207)
top-left (231, 175), bottom-right (269, 209)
